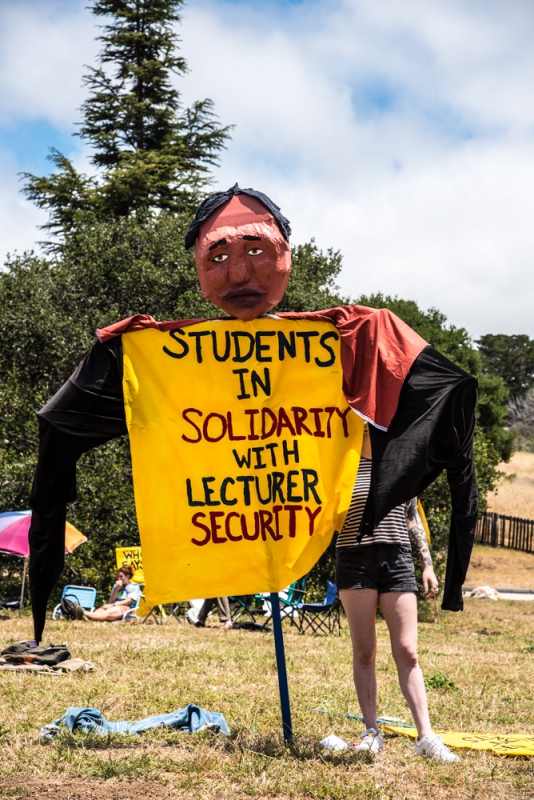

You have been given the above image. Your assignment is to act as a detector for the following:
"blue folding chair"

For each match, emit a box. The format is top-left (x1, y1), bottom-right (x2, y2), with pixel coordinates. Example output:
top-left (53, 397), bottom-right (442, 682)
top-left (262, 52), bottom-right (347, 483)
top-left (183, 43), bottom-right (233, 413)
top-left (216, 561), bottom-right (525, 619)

top-left (295, 581), bottom-right (341, 635)
top-left (52, 585), bottom-right (97, 620)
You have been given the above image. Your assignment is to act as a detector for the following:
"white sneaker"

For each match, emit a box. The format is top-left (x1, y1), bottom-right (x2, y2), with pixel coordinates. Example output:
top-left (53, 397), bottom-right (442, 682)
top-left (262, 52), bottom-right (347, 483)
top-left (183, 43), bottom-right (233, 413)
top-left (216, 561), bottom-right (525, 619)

top-left (352, 728), bottom-right (383, 754)
top-left (414, 733), bottom-right (461, 762)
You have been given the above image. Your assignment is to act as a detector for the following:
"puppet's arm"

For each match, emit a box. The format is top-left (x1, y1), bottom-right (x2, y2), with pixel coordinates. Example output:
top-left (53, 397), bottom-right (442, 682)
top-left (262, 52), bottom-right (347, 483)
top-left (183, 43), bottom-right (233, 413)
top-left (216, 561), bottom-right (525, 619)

top-left (29, 337), bottom-right (126, 642)
top-left (366, 346), bottom-right (478, 611)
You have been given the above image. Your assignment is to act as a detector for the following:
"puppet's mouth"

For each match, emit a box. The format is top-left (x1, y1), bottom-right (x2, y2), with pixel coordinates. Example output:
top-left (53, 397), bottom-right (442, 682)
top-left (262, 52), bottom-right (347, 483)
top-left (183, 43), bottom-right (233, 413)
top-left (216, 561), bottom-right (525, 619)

top-left (223, 288), bottom-right (266, 307)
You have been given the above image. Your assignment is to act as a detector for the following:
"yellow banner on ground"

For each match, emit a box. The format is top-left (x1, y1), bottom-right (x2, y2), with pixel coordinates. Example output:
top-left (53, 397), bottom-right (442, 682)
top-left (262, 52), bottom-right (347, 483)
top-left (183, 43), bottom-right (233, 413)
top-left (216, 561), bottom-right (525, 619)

top-left (115, 546), bottom-right (144, 584)
top-left (122, 318), bottom-right (363, 606)
top-left (385, 725), bottom-right (534, 757)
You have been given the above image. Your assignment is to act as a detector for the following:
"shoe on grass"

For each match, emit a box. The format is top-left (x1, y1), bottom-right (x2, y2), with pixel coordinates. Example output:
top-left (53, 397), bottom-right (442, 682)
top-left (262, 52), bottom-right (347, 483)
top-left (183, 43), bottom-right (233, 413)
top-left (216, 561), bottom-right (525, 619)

top-left (414, 733), bottom-right (461, 762)
top-left (352, 728), bottom-right (383, 754)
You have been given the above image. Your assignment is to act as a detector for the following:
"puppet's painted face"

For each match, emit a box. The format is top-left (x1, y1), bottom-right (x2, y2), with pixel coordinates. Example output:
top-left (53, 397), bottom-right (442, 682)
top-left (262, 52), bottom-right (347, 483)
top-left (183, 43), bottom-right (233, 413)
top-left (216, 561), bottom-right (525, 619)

top-left (195, 195), bottom-right (291, 320)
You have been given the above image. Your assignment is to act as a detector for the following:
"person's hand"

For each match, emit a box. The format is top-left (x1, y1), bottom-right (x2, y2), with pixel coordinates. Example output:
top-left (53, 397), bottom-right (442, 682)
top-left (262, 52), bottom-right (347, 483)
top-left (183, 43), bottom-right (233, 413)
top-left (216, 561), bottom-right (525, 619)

top-left (422, 565), bottom-right (439, 599)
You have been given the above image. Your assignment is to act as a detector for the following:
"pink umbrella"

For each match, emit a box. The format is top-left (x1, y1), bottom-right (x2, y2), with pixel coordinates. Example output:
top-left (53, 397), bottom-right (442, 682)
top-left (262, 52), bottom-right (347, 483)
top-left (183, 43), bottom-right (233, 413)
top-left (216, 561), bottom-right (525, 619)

top-left (0, 510), bottom-right (87, 615)
top-left (0, 510), bottom-right (86, 557)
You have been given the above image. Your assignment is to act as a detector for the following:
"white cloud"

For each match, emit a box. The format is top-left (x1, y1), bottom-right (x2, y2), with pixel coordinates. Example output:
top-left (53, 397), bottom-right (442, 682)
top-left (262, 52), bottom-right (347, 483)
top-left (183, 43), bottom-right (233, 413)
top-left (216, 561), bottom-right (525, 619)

top-left (0, 0), bottom-right (96, 127)
top-left (0, 0), bottom-right (98, 257)
top-left (0, 149), bottom-right (47, 259)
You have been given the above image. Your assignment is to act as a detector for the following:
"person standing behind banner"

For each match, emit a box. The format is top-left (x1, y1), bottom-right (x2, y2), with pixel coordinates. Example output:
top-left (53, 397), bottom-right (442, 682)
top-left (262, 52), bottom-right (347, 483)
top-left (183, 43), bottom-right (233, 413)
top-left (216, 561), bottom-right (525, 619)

top-left (337, 424), bottom-right (461, 762)
top-left (195, 597), bottom-right (233, 630)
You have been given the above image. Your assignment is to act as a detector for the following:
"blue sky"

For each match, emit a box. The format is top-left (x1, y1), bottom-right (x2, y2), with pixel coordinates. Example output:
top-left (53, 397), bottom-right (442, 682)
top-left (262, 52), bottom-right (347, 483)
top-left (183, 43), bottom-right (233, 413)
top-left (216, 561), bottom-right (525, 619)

top-left (1, 0), bottom-right (534, 338)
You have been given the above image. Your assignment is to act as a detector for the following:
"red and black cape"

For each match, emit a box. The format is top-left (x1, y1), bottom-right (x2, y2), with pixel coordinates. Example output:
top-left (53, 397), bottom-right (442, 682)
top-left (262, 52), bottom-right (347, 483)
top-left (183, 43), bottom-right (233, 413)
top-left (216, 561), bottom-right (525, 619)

top-left (29, 306), bottom-right (478, 642)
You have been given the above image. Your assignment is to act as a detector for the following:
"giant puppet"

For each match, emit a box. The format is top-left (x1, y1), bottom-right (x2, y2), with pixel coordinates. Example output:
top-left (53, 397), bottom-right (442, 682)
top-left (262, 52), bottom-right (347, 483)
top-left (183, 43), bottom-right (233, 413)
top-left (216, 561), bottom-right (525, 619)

top-left (29, 186), bottom-right (478, 642)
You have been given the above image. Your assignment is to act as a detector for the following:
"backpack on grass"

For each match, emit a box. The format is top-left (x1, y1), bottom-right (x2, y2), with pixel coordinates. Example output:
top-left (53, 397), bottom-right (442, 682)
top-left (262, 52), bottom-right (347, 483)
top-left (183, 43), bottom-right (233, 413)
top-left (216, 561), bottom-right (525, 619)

top-left (1, 640), bottom-right (71, 666)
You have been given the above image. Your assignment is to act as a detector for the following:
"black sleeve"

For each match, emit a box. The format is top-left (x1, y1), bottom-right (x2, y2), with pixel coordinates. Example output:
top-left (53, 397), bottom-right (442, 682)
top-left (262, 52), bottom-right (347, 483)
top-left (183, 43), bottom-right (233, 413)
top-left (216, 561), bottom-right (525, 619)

top-left (361, 346), bottom-right (478, 611)
top-left (29, 337), bottom-right (126, 642)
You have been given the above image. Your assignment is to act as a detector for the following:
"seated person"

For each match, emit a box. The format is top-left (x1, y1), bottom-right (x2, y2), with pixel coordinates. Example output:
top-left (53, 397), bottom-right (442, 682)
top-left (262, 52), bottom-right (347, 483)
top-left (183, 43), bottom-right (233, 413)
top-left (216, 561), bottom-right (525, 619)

top-left (61, 565), bottom-right (141, 622)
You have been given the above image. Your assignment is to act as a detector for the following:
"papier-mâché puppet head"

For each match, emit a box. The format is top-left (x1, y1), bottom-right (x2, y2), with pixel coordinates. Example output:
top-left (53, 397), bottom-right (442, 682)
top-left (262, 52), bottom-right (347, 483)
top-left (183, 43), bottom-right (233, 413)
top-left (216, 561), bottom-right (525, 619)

top-left (185, 185), bottom-right (292, 321)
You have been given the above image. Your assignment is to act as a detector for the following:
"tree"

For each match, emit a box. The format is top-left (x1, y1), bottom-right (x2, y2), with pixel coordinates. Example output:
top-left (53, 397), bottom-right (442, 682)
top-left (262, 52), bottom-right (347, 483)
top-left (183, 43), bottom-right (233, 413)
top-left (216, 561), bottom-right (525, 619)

top-left (355, 293), bottom-right (513, 463)
top-left (22, 0), bottom-right (231, 236)
top-left (478, 333), bottom-right (534, 398)
top-left (276, 240), bottom-right (349, 312)
top-left (508, 388), bottom-right (534, 451)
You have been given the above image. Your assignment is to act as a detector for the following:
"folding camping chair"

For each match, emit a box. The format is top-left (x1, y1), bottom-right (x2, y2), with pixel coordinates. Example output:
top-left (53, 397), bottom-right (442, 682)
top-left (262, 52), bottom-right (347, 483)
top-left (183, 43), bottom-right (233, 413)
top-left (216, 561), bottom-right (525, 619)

top-left (163, 601), bottom-right (188, 624)
top-left (260, 578), bottom-right (307, 627)
top-left (279, 578), bottom-right (307, 625)
top-left (230, 594), bottom-right (272, 631)
top-left (295, 580), bottom-right (341, 636)
top-left (118, 590), bottom-right (142, 622)
top-left (0, 596), bottom-right (20, 612)
top-left (142, 601), bottom-right (167, 624)
top-left (141, 599), bottom-right (187, 624)
top-left (52, 585), bottom-right (97, 620)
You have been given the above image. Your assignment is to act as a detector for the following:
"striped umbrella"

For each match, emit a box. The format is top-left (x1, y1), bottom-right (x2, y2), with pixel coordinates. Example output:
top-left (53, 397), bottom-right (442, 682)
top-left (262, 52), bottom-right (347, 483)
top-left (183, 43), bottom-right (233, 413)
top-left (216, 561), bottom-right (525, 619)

top-left (0, 511), bottom-right (87, 615)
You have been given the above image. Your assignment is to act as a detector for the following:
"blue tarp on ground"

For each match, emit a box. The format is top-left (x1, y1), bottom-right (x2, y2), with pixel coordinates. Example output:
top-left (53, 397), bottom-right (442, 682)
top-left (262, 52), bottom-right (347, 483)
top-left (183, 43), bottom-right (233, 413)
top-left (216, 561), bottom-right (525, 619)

top-left (41, 703), bottom-right (230, 738)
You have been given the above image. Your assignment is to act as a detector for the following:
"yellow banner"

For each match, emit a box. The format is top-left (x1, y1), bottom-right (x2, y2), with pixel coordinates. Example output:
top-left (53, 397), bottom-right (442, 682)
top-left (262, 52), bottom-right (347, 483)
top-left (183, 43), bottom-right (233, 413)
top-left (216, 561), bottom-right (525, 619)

top-left (385, 725), bottom-right (534, 757)
top-left (115, 546), bottom-right (144, 584)
top-left (122, 318), bottom-right (362, 606)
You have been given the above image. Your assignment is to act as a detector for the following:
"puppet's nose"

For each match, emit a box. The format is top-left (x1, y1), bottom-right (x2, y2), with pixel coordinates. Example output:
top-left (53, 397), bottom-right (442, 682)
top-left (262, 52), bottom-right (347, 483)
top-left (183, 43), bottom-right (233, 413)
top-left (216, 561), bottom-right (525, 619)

top-left (228, 257), bottom-right (250, 284)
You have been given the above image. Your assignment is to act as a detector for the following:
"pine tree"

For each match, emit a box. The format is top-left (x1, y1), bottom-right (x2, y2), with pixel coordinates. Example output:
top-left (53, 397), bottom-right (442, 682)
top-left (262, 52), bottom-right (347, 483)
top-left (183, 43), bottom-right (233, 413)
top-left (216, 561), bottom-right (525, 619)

top-left (22, 0), bottom-right (231, 235)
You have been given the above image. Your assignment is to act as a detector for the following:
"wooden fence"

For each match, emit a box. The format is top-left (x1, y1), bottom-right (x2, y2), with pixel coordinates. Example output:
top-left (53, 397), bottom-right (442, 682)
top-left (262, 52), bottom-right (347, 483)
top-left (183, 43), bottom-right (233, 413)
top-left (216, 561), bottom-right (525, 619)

top-left (475, 511), bottom-right (534, 554)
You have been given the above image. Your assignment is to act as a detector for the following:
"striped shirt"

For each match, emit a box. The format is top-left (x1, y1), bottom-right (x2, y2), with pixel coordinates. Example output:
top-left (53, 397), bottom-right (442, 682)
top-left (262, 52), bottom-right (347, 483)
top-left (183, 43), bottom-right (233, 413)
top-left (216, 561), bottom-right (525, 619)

top-left (337, 457), bottom-right (410, 548)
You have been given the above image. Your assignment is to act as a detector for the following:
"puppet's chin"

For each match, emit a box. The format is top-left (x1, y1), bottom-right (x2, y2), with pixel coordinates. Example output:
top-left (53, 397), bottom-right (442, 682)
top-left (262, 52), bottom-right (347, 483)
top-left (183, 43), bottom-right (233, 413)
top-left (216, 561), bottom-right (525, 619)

top-left (210, 296), bottom-right (274, 321)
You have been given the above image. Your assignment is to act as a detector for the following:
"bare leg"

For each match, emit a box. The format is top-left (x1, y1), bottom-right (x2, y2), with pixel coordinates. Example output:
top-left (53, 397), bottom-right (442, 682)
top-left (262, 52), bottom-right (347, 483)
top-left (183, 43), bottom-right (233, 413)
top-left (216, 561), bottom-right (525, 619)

top-left (84, 606), bottom-right (125, 622)
top-left (340, 589), bottom-right (379, 730)
top-left (379, 592), bottom-right (431, 739)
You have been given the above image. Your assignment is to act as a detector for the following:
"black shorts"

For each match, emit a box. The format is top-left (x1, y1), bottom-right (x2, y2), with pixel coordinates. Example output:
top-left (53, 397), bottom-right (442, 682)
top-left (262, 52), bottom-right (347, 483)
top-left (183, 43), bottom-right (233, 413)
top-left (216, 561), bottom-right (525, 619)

top-left (336, 543), bottom-right (418, 594)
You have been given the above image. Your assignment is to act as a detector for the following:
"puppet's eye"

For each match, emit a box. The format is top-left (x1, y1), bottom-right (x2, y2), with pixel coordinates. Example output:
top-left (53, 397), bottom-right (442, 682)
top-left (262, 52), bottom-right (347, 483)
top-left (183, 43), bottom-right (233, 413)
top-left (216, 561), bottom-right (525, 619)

top-left (212, 253), bottom-right (229, 263)
top-left (247, 248), bottom-right (263, 256)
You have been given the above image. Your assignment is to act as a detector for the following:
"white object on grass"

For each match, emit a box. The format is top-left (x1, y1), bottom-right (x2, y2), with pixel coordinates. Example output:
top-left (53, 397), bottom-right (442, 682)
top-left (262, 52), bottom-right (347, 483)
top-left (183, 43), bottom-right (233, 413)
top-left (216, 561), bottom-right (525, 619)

top-left (469, 586), bottom-right (499, 600)
top-left (320, 734), bottom-right (350, 750)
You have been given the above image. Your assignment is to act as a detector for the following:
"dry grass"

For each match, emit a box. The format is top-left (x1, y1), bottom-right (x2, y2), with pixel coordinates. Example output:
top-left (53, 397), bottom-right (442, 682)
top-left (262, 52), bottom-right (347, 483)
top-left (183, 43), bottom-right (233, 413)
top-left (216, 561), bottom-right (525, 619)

top-left (1, 604), bottom-right (534, 799)
top-left (466, 544), bottom-right (534, 589)
top-left (487, 451), bottom-right (534, 519)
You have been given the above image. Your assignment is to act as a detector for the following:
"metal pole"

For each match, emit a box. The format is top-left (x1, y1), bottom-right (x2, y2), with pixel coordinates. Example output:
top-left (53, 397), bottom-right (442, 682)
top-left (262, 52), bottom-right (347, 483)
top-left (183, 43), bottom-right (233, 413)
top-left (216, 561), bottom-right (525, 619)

top-left (270, 592), bottom-right (293, 744)
top-left (19, 558), bottom-right (28, 618)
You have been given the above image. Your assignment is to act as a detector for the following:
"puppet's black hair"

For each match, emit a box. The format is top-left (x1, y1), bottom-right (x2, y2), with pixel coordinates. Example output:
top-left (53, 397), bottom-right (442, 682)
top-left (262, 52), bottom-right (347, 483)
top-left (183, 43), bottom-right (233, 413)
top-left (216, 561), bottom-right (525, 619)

top-left (184, 184), bottom-right (291, 250)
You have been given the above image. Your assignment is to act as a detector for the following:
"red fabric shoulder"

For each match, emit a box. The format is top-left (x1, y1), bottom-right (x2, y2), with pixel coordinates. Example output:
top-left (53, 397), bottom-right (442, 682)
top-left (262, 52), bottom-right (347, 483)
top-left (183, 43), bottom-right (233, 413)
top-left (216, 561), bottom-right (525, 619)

top-left (97, 314), bottom-right (209, 342)
top-left (278, 306), bottom-right (428, 430)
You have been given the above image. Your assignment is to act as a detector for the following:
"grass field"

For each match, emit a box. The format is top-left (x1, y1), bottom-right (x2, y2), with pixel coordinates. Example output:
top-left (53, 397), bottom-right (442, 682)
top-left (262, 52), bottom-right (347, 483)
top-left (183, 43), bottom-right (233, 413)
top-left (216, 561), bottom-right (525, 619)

top-left (1, 577), bottom-right (534, 800)
top-left (466, 544), bottom-right (534, 589)
top-left (487, 451), bottom-right (534, 519)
